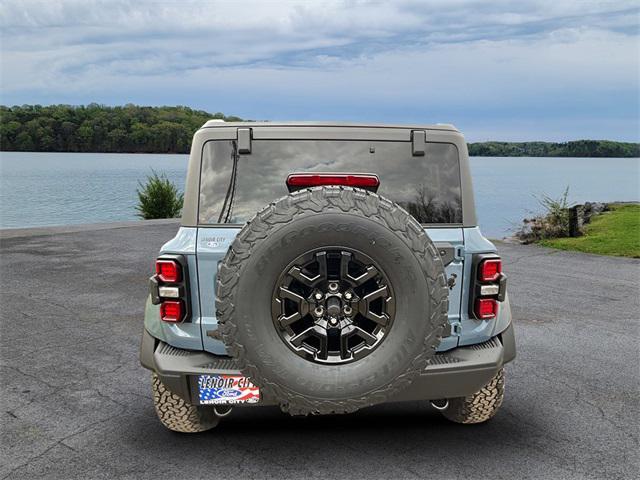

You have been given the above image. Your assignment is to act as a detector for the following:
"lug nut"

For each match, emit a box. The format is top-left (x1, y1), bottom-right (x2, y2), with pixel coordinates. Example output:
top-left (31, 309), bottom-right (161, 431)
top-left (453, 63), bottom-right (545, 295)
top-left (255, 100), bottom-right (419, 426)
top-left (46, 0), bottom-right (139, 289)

top-left (314, 292), bottom-right (323, 301)
top-left (328, 282), bottom-right (339, 293)
top-left (329, 316), bottom-right (338, 326)
top-left (344, 291), bottom-right (353, 300)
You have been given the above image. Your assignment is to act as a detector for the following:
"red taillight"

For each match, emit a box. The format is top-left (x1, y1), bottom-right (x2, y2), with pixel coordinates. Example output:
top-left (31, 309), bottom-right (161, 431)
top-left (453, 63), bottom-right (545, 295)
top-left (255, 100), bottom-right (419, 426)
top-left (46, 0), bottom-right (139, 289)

top-left (479, 258), bottom-right (502, 282)
top-left (151, 256), bottom-right (190, 322)
top-left (160, 300), bottom-right (183, 322)
top-left (156, 260), bottom-right (181, 283)
top-left (475, 298), bottom-right (498, 320)
top-left (286, 173), bottom-right (380, 190)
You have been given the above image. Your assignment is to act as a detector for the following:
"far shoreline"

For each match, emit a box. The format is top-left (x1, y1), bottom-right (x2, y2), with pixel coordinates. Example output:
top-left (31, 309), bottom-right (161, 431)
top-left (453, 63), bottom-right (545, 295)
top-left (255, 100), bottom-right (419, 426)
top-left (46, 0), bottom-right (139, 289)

top-left (1, 150), bottom-right (638, 159)
top-left (4, 105), bottom-right (638, 158)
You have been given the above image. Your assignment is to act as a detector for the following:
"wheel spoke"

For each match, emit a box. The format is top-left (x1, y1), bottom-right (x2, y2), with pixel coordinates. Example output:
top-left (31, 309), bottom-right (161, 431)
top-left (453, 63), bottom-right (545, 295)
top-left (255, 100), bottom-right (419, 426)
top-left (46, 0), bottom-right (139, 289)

top-left (289, 325), bottom-right (328, 358)
top-left (348, 265), bottom-right (379, 286)
top-left (316, 252), bottom-right (328, 281)
top-left (277, 287), bottom-right (309, 326)
top-left (362, 285), bottom-right (388, 303)
top-left (359, 285), bottom-right (390, 326)
top-left (362, 310), bottom-right (389, 326)
top-left (279, 286), bottom-right (309, 311)
top-left (288, 265), bottom-right (321, 287)
top-left (339, 251), bottom-right (352, 280)
top-left (315, 329), bottom-right (329, 360)
top-left (278, 311), bottom-right (302, 327)
top-left (354, 327), bottom-right (378, 346)
top-left (290, 326), bottom-right (315, 347)
top-left (279, 286), bottom-right (305, 305)
top-left (339, 328), bottom-right (352, 359)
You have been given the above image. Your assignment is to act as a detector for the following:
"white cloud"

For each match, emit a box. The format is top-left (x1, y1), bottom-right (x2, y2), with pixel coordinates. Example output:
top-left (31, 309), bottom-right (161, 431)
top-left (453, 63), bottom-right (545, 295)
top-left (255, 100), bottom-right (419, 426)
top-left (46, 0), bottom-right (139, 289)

top-left (0, 0), bottom-right (638, 140)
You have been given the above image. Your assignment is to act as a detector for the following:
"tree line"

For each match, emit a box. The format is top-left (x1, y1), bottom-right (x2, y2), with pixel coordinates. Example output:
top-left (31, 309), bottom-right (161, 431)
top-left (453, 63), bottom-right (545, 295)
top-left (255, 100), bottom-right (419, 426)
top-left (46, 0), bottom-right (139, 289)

top-left (0, 104), bottom-right (242, 154)
top-left (467, 140), bottom-right (639, 158)
top-left (1, 104), bottom-right (638, 157)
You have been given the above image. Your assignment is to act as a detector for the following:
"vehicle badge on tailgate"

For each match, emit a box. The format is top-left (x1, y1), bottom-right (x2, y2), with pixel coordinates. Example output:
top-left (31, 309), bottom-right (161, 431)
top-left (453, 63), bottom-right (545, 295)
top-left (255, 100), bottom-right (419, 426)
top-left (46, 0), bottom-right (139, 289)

top-left (201, 236), bottom-right (228, 249)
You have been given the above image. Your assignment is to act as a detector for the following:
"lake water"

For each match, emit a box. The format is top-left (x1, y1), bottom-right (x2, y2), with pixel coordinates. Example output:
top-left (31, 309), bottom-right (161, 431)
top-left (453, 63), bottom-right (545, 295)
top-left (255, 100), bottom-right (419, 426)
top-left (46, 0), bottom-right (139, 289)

top-left (1, 152), bottom-right (638, 238)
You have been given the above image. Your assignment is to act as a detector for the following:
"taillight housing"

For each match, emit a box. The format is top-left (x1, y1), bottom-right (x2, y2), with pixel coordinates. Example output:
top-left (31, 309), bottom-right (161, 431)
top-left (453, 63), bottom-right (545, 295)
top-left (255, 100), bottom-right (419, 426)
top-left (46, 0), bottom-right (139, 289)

top-left (160, 300), bottom-right (184, 322)
top-left (478, 258), bottom-right (502, 283)
top-left (475, 298), bottom-right (498, 320)
top-left (470, 254), bottom-right (506, 321)
top-left (156, 259), bottom-right (181, 283)
top-left (150, 255), bottom-right (190, 323)
top-left (286, 173), bottom-right (380, 192)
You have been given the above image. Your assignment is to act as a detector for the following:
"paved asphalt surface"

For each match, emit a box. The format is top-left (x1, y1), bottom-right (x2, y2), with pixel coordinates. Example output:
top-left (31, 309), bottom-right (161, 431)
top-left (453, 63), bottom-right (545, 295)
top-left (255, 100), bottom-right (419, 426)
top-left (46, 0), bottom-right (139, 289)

top-left (1, 221), bottom-right (638, 480)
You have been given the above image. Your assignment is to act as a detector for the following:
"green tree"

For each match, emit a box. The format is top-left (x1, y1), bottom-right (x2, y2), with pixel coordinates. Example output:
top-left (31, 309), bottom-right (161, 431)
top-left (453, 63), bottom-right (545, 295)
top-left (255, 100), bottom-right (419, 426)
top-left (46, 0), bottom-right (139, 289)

top-left (107, 128), bottom-right (127, 151)
top-left (136, 170), bottom-right (184, 219)
top-left (14, 131), bottom-right (34, 151)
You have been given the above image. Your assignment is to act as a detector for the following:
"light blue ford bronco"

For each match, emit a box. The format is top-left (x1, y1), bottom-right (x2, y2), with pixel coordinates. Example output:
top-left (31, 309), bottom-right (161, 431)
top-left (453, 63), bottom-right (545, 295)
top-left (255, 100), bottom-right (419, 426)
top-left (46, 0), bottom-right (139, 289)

top-left (140, 121), bottom-right (516, 432)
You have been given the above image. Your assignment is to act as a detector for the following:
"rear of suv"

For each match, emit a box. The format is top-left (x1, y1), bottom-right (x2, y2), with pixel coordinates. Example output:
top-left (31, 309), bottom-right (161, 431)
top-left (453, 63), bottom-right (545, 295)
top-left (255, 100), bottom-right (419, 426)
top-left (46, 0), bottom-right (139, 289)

top-left (140, 122), bottom-right (515, 432)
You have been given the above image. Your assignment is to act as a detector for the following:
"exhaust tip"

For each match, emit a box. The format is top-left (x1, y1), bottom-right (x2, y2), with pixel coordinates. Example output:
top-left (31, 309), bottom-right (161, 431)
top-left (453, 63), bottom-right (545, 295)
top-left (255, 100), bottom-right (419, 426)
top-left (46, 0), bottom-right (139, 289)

top-left (213, 405), bottom-right (233, 417)
top-left (430, 399), bottom-right (449, 411)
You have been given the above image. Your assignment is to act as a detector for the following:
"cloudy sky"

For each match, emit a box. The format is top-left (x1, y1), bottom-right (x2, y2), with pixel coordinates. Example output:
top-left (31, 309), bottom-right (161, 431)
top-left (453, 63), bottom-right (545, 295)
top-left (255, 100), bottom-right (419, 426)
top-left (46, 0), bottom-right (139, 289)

top-left (1, 0), bottom-right (638, 141)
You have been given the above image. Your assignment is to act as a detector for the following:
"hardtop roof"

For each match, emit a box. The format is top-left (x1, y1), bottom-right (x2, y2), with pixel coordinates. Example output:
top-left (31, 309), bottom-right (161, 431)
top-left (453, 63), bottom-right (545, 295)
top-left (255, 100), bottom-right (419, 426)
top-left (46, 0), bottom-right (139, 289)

top-left (200, 120), bottom-right (458, 132)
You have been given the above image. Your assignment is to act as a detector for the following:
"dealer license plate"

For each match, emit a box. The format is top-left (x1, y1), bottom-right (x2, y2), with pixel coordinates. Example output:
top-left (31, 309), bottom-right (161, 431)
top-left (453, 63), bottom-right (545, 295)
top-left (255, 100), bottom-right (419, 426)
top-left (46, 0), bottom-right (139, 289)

top-left (197, 374), bottom-right (260, 404)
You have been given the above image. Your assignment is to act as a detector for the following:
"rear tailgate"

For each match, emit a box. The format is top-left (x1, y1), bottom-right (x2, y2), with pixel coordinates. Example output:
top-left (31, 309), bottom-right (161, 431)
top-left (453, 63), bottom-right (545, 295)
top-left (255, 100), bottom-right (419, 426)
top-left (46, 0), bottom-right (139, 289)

top-left (198, 226), bottom-right (464, 354)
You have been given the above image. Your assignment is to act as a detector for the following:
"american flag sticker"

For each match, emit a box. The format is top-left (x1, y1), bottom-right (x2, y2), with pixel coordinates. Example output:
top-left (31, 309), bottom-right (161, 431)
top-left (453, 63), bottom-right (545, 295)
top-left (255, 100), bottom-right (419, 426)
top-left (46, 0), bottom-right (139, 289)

top-left (198, 374), bottom-right (260, 404)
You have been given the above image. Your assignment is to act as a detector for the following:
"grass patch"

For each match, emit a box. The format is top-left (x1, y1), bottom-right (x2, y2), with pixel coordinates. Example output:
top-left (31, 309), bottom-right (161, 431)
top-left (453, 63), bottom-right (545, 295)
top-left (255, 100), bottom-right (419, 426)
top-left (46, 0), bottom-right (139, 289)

top-left (539, 204), bottom-right (640, 258)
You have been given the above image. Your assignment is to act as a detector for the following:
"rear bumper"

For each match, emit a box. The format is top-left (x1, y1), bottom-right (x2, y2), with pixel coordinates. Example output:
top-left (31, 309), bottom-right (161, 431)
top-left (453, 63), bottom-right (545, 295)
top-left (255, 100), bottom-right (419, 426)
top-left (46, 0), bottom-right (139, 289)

top-left (140, 322), bottom-right (516, 406)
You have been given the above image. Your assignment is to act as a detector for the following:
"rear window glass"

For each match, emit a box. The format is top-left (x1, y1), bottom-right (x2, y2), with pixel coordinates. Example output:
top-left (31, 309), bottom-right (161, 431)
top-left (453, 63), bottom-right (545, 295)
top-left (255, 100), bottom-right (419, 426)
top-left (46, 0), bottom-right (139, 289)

top-left (199, 140), bottom-right (462, 225)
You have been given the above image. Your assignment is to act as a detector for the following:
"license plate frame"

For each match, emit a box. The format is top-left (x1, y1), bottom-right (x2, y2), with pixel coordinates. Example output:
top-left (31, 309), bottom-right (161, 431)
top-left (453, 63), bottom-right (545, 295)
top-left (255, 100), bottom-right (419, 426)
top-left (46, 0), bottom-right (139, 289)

top-left (196, 374), bottom-right (260, 405)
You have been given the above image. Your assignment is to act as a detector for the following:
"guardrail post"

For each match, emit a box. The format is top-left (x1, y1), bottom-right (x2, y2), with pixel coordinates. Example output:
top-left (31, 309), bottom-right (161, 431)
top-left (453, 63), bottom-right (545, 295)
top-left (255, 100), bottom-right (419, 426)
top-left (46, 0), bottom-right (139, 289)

top-left (569, 205), bottom-right (580, 237)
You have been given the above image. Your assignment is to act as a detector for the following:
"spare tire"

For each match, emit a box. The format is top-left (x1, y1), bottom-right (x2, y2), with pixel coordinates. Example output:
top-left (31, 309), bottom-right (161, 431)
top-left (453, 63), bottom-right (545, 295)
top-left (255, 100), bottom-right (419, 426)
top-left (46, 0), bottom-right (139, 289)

top-left (215, 186), bottom-right (448, 415)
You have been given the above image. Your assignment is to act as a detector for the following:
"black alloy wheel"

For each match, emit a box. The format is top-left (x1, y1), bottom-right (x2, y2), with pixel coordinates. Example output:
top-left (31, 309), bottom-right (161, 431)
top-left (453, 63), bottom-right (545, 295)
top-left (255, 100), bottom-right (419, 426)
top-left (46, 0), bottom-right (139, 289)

top-left (272, 248), bottom-right (395, 364)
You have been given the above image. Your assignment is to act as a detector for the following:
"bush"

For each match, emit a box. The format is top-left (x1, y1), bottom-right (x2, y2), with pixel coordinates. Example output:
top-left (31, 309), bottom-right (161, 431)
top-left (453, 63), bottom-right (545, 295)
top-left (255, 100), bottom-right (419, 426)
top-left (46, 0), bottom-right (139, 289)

top-left (514, 187), bottom-right (574, 243)
top-left (136, 170), bottom-right (184, 219)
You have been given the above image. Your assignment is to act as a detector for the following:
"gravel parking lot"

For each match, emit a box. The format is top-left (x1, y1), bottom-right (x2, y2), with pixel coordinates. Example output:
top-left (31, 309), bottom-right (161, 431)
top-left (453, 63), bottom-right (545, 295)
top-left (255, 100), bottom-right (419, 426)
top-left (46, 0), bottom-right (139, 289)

top-left (1, 221), bottom-right (638, 480)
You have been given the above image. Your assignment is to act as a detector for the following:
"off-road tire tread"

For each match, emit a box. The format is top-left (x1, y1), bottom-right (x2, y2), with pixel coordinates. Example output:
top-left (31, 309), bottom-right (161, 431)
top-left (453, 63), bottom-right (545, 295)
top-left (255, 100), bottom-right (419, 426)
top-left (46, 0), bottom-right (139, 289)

top-left (442, 368), bottom-right (505, 424)
top-left (151, 374), bottom-right (219, 432)
top-left (216, 186), bottom-right (449, 416)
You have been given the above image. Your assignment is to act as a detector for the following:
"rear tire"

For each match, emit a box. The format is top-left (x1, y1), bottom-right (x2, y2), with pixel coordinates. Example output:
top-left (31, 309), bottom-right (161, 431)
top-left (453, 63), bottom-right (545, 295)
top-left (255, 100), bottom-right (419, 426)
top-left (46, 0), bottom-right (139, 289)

top-left (440, 368), bottom-right (505, 424)
top-left (151, 374), bottom-right (219, 433)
